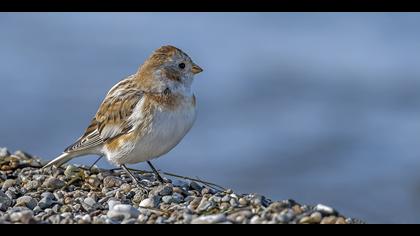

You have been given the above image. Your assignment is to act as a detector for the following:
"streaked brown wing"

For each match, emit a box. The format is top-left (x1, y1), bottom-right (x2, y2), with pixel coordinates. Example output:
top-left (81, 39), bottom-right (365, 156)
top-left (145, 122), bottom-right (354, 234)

top-left (64, 78), bottom-right (143, 153)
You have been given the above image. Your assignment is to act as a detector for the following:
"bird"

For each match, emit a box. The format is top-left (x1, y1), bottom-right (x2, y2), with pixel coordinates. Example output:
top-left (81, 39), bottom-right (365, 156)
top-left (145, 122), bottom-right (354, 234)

top-left (43, 45), bottom-right (203, 188)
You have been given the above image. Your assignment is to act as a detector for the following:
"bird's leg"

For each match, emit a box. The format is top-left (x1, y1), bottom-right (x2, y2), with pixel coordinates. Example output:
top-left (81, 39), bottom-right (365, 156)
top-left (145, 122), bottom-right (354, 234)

top-left (88, 156), bottom-right (102, 171)
top-left (147, 161), bottom-right (166, 183)
top-left (120, 164), bottom-right (148, 190)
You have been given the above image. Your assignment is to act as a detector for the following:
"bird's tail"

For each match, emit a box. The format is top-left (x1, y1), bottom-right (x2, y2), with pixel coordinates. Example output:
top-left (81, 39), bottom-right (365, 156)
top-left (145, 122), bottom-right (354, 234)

top-left (42, 152), bottom-right (79, 169)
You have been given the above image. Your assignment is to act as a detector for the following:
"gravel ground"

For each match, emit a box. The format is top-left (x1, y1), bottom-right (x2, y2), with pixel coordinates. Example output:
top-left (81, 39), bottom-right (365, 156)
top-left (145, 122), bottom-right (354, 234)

top-left (0, 148), bottom-right (364, 224)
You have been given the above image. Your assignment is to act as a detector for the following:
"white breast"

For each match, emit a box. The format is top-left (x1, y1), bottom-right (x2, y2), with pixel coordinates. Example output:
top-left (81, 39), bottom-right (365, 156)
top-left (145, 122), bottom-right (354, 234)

top-left (119, 96), bottom-right (197, 164)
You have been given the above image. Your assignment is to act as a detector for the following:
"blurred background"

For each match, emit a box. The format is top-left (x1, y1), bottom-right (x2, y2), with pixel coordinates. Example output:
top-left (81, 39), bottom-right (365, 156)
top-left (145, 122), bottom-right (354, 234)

top-left (1, 13), bottom-right (420, 223)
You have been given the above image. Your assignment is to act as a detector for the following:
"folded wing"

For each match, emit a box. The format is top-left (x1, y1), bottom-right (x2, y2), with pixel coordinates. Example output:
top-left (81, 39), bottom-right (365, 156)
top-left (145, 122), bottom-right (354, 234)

top-left (65, 78), bottom-right (143, 153)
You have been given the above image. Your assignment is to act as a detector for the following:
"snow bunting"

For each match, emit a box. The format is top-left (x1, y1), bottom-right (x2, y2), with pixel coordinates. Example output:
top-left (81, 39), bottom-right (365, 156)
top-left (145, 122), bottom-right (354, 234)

top-left (43, 45), bottom-right (203, 187)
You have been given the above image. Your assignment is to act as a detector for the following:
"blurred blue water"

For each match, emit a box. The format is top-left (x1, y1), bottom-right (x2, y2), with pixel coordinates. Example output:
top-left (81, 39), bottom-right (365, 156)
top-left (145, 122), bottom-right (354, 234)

top-left (1, 13), bottom-right (420, 223)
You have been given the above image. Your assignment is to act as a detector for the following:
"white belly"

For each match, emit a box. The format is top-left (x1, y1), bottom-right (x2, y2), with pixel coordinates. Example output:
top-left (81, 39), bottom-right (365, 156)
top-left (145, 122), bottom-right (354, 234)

top-left (119, 101), bottom-right (196, 164)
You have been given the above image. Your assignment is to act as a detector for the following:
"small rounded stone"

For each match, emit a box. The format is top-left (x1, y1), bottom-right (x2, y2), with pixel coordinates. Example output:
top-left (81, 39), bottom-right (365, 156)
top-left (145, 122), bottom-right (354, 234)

top-left (103, 176), bottom-right (123, 188)
top-left (1, 179), bottom-right (16, 191)
top-left (16, 196), bottom-right (38, 210)
top-left (43, 177), bottom-right (65, 190)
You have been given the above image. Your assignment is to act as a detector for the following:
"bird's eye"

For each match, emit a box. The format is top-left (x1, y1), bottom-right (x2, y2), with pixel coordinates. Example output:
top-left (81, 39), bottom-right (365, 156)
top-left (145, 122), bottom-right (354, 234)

top-left (178, 63), bottom-right (186, 69)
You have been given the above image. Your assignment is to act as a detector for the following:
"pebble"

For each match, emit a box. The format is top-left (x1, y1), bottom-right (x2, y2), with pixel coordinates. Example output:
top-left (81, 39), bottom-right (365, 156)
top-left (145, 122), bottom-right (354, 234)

top-left (107, 204), bottom-right (140, 221)
top-left (315, 204), bottom-right (336, 215)
top-left (220, 202), bottom-right (230, 211)
top-left (81, 214), bottom-right (92, 224)
top-left (299, 212), bottom-right (322, 224)
top-left (161, 196), bottom-right (174, 204)
top-left (227, 210), bottom-right (253, 223)
top-left (151, 185), bottom-right (173, 196)
top-left (5, 189), bottom-right (17, 200)
top-left (250, 215), bottom-right (261, 224)
top-left (9, 209), bottom-right (34, 224)
top-left (1, 179), bottom-right (16, 191)
top-left (33, 206), bottom-right (42, 214)
top-left (41, 192), bottom-right (55, 201)
top-left (103, 176), bottom-right (122, 188)
top-left (238, 198), bottom-right (249, 206)
top-left (221, 195), bottom-right (231, 202)
top-left (43, 177), bottom-right (65, 190)
top-left (172, 180), bottom-right (189, 189)
top-left (321, 216), bottom-right (338, 224)
top-left (82, 197), bottom-right (98, 212)
top-left (120, 183), bottom-right (132, 193)
top-left (108, 199), bottom-right (121, 210)
top-left (197, 199), bottom-right (214, 212)
top-left (64, 165), bottom-right (81, 179)
top-left (132, 191), bottom-right (146, 203)
top-left (190, 181), bottom-right (203, 191)
top-left (191, 214), bottom-right (227, 224)
top-left (230, 198), bottom-right (238, 208)
top-left (60, 205), bottom-right (72, 213)
top-left (0, 149), bottom-right (362, 224)
top-left (24, 180), bottom-right (40, 191)
top-left (188, 197), bottom-right (202, 210)
top-left (335, 217), bottom-right (347, 224)
top-left (139, 197), bottom-right (160, 208)
top-left (16, 196), bottom-right (38, 210)
top-left (277, 209), bottom-right (295, 223)
top-left (0, 190), bottom-right (12, 211)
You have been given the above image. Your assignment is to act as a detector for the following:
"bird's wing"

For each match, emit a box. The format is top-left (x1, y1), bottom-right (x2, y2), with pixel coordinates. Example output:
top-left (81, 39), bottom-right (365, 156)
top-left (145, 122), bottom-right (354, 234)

top-left (65, 78), bottom-right (143, 153)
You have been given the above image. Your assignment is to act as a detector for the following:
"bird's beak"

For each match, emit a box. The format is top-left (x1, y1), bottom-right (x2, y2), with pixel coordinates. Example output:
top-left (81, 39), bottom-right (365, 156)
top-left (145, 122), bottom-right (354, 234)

top-left (192, 63), bottom-right (203, 75)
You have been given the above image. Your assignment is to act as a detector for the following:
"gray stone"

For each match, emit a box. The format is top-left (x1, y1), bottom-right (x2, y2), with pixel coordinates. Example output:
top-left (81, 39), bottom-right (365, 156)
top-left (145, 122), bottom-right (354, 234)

top-left (139, 196), bottom-right (160, 208)
top-left (162, 193), bottom-right (183, 205)
top-left (172, 193), bottom-right (184, 204)
top-left (151, 185), bottom-right (173, 196)
top-left (81, 214), bottom-right (92, 223)
top-left (107, 204), bottom-right (140, 221)
top-left (24, 180), bottom-right (39, 191)
top-left (190, 181), bottom-right (203, 191)
top-left (172, 180), bottom-right (189, 189)
top-left (41, 192), bottom-right (55, 200)
top-left (1, 179), bottom-right (16, 191)
top-left (0, 190), bottom-right (12, 211)
top-left (16, 196), bottom-right (38, 210)
top-left (82, 197), bottom-right (99, 212)
top-left (210, 196), bottom-right (222, 203)
top-left (107, 199), bottom-right (121, 210)
top-left (38, 197), bottom-right (54, 209)
top-left (33, 206), bottom-right (42, 214)
top-left (191, 214), bottom-right (227, 224)
top-left (119, 183), bottom-right (132, 193)
top-left (64, 165), bottom-right (81, 179)
top-left (315, 204), bottom-right (336, 215)
top-left (10, 210), bottom-right (34, 224)
top-left (250, 215), bottom-right (261, 224)
top-left (221, 195), bottom-right (230, 202)
top-left (103, 176), bottom-right (122, 188)
top-left (162, 196), bottom-right (174, 204)
top-left (5, 189), bottom-right (17, 199)
top-left (197, 199), bottom-right (214, 212)
top-left (121, 218), bottom-right (137, 224)
top-left (43, 177), bottom-right (65, 190)
top-left (230, 198), bottom-right (238, 208)
top-left (52, 204), bottom-right (60, 213)
top-left (277, 209), bottom-right (295, 223)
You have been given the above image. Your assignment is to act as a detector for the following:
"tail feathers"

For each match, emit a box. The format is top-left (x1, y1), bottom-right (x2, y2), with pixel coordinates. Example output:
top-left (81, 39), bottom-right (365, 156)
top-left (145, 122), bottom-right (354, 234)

top-left (43, 152), bottom-right (78, 169)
